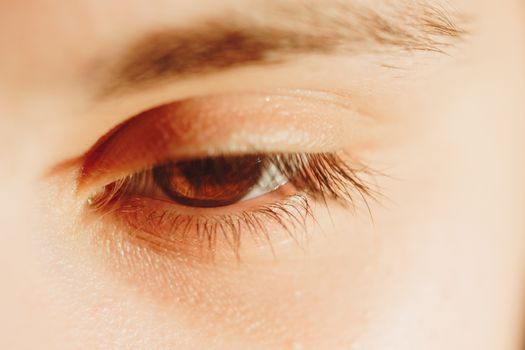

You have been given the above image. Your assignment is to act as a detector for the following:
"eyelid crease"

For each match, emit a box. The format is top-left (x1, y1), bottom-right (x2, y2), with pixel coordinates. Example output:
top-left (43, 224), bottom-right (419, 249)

top-left (78, 91), bottom-right (378, 196)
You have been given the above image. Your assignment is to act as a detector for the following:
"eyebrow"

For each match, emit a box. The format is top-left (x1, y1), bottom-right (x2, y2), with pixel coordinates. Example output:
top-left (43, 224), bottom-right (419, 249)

top-left (99, 1), bottom-right (466, 95)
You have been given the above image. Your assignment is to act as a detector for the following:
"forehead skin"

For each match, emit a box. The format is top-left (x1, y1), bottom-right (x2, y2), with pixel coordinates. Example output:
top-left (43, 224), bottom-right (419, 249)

top-left (0, 0), bottom-right (524, 350)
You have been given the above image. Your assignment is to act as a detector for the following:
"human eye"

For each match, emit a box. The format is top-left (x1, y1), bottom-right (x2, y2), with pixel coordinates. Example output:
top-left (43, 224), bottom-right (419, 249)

top-left (78, 91), bottom-right (378, 265)
top-left (87, 152), bottom-right (371, 261)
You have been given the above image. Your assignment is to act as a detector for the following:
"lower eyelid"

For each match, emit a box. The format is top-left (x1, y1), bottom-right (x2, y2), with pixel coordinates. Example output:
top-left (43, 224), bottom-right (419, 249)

top-left (101, 186), bottom-right (313, 263)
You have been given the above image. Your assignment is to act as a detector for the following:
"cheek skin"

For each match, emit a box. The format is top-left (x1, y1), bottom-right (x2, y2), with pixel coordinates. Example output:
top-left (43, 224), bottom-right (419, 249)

top-left (41, 162), bottom-right (393, 349)
top-left (78, 201), bottom-right (386, 349)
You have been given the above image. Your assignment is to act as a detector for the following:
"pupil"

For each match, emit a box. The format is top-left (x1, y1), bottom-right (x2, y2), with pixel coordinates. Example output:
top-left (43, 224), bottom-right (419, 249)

top-left (153, 155), bottom-right (264, 208)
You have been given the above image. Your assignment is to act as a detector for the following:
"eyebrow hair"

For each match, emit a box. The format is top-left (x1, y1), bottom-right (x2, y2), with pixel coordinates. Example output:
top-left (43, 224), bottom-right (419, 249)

top-left (100, 1), bottom-right (466, 95)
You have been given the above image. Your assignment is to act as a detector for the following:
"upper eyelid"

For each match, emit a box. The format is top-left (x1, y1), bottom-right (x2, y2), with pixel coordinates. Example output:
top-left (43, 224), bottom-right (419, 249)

top-left (77, 90), bottom-right (377, 196)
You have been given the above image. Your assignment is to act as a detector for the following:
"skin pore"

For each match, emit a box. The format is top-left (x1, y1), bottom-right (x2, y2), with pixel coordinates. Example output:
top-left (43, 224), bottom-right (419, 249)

top-left (0, 0), bottom-right (524, 349)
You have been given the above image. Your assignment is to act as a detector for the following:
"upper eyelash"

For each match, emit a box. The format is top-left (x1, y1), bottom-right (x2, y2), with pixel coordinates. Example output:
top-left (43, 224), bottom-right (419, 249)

top-left (88, 152), bottom-right (374, 208)
top-left (86, 152), bottom-right (377, 260)
top-left (271, 153), bottom-right (376, 207)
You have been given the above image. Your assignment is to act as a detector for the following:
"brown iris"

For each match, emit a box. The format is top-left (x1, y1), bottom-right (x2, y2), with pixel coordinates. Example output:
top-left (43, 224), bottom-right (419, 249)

top-left (153, 155), bottom-right (264, 208)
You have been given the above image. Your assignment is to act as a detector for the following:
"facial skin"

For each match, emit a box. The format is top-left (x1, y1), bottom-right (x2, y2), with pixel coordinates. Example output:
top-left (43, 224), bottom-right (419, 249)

top-left (0, 0), bottom-right (524, 349)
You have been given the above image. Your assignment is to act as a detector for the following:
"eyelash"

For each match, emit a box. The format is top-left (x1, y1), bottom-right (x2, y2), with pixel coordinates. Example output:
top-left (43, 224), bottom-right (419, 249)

top-left (86, 152), bottom-right (375, 260)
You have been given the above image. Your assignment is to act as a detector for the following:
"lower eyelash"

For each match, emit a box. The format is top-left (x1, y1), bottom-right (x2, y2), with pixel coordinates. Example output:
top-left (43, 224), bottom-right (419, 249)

top-left (109, 193), bottom-right (313, 261)
top-left (86, 152), bottom-right (376, 260)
